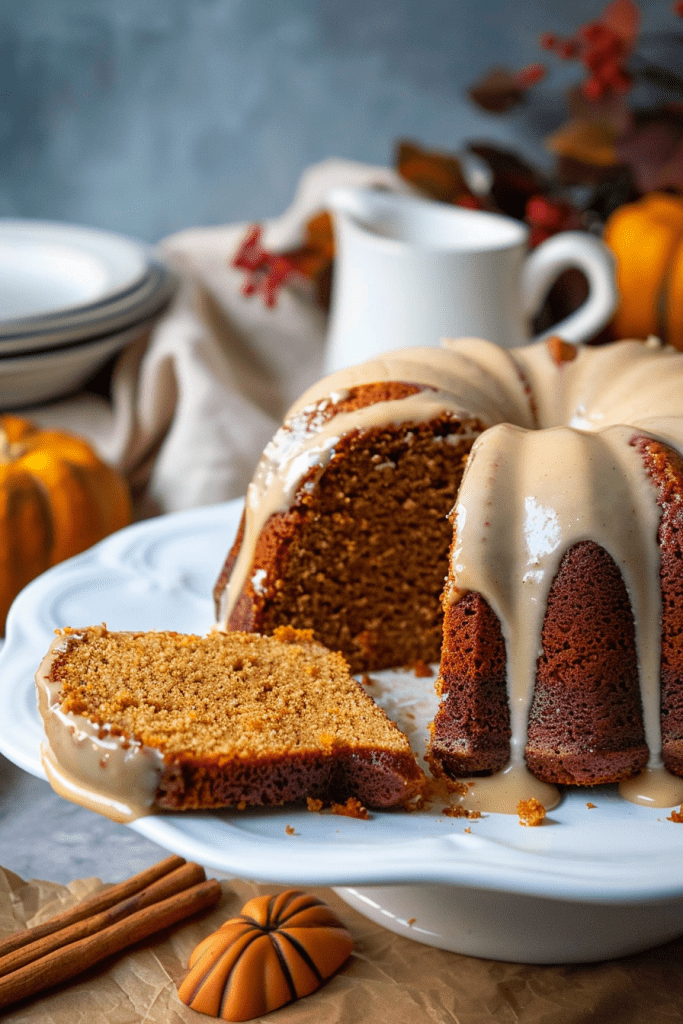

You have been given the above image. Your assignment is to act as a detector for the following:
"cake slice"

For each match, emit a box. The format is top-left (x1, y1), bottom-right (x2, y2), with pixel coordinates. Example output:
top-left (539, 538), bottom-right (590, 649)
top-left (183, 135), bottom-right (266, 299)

top-left (36, 625), bottom-right (424, 822)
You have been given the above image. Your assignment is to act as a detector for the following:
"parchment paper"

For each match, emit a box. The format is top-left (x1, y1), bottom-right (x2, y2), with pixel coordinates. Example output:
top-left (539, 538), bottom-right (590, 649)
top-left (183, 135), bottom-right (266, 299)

top-left (1, 866), bottom-right (682, 1024)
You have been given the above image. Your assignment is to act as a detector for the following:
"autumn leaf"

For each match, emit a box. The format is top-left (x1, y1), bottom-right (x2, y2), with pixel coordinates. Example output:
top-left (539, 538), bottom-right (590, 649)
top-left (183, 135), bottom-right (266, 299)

top-left (285, 210), bottom-right (335, 310)
top-left (285, 211), bottom-right (335, 279)
top-left (467, 144), bottom-right (546, 220)
top-left (546, 118), bottom-right (621, 167)
top-left (616, 107), bottom-right (683, 192)
top-left (467, 67), bottom-right (536, 113)
top-left (395, 140), bottom-right (478, 205)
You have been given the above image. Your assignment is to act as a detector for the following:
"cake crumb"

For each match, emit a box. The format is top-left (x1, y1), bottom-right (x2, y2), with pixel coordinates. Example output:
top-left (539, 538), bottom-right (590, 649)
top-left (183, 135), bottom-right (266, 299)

top-left (410, 659), bottom-right (433, 677)
top-left (441, 805), bottom-right (482, 820)
top-left (586, 801), bottom-right (597, 809)
top-left (402, 792), bottom-right (426, 812)
top-left (464, 827), bottom-right (472, 833)
top-left (306, 797), bottom-right (324, 813)
top-left (407, 917), bottom-right (416, 925)
top-left (517, 797), bottom-right (546, 826)
top-left (331, 797), bottom-right (369, 819)
top-left (285, 825), bottom-right (297, 835)
top-left (272, 624), bottom-right (316, 645)
top-left (667, 805), bottom-right (683, 823)
top-left (360, 674), bottom-right (375, 686)
top-left (412, 775), bottom-right (469, 812)
top-left (446, 779), bottom-right (469, 796)
top-left (353, 629), bottom-right (379, 661)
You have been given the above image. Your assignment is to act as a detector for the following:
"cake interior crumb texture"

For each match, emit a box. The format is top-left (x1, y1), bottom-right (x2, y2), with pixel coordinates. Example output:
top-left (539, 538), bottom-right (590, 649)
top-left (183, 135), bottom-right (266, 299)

top-left (50, 625), bottom-right (424, 810)
top-left (217, 382), bottom-right (481, 673)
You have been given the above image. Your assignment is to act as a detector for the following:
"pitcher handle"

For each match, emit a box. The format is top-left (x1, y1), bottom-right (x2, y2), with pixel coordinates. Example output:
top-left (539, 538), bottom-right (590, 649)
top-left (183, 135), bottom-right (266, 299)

top-left (521, 231), bottom-right (618, 344)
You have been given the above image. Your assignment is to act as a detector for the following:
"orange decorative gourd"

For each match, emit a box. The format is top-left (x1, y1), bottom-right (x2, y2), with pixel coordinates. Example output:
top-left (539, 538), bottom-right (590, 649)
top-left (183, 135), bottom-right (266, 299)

top-left (604, 191), bottom-right (683, 350)
top-left (0, 415), bottom-right (132, 631)
top-left (178, 890), bottom-right (354, 1021)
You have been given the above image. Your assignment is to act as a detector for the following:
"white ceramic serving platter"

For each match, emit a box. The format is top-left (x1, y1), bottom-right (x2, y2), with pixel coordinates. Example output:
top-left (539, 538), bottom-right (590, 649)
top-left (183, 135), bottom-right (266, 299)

top-left (0, 220), bottom-right (149, 325)
top-left (1, 499), bottom-right (683, 963)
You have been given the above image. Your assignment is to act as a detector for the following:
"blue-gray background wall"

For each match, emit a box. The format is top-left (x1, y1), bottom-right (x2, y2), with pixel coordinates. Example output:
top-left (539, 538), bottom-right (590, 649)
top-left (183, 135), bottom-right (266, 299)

top-left (0, 1), bottom-right (677, 242)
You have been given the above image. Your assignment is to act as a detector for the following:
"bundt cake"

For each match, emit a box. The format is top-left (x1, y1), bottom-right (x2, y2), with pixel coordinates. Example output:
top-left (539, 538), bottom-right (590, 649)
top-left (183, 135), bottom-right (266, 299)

top-left (214, 335), bottom-right (683, 811)
top-left (36, 625), bottom-right (424, 820)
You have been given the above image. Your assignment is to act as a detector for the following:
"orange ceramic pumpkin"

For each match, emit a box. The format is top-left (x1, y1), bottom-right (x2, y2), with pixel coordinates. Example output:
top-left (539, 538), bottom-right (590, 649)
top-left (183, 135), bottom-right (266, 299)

top-left (0, 415), bottom-right (132, 631)
top-left (604, 191), bottom-right (683, 350)
top-left (177, 890), bottom-right (354, 1021)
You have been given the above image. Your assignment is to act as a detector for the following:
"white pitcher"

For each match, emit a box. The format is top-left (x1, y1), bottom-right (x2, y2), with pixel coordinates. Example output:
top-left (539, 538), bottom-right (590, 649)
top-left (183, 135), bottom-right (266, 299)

top-left (324, 187), bottom-right (618, 373)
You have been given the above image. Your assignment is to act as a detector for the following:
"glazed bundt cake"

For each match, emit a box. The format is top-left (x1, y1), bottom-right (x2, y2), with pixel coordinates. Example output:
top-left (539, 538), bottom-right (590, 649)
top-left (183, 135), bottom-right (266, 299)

top-left (214, 335), bottom-right (683, 810)
top-left (36, 625), bottom-right (424, 820)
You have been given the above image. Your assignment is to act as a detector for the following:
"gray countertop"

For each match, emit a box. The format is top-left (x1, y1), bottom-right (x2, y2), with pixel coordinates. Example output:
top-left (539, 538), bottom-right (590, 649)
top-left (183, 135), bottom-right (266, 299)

top-left (0, 751), bottom-right (168, 885)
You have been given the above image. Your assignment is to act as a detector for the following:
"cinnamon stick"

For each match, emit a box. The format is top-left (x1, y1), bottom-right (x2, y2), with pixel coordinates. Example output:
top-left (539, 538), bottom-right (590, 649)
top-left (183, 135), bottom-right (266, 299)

top-left (0, 877), bottom-right (222, 1011)
top-left (0, 854), bottom-right (186, 958)
top-left (0, 859), bottom-right (206, 978)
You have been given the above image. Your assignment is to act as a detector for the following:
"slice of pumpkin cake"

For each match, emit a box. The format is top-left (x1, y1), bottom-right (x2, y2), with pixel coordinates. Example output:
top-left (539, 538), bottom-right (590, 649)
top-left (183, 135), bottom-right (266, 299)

top-left (36, 625), bottom-right (424, 821)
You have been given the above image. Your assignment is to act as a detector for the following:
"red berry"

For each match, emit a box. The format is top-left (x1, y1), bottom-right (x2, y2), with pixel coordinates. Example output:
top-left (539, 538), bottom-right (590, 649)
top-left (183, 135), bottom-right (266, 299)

top-left (559, 40), bottom-right (580, 59)
top-left (515, 63), bottom-right (546, 87)
top-left (457, 194), bottom-right (485, 210)
top-left (583, 76), bottom-right (605, 100)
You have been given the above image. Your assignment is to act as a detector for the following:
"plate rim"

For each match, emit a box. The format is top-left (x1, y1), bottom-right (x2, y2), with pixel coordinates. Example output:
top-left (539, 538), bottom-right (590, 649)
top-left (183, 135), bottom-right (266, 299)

top-left (0, 219), bottom-right (154, 329)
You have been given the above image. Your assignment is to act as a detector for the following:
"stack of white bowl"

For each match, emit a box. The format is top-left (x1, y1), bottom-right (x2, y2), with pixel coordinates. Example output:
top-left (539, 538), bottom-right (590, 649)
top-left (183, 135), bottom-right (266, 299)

top-left (0, 220), bottom-right (178, 409)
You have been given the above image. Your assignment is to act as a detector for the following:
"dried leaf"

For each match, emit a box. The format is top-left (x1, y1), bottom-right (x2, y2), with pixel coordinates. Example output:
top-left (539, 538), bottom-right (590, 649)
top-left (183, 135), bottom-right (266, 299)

top-left (637, 62), bottom-right (683, 99)
top-left (395, 140), bottom-right (473, 204)
top-left (546, 117), bottom-right (620, 167)
top-left (285, 210), bottom-right (335, 310)
top-left (565, 85), bottom-right (632, 131)
top-left (286, 211), bottom-right (335, 279)
top-left (467, 144), bottom-right (546, 220)
top-left (467, 67), bottom-right (528, 113)
top-left (616, 107), bottom-right (683, 192)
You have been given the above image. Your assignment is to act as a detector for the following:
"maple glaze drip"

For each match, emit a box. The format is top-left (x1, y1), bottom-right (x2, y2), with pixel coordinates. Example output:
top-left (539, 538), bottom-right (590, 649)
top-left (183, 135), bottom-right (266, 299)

top-left (217, 336), bottom-right (683, 811)
top-left (448, 422), bottom-right (663, 813)
top-left (36, 635), bottom-right (163, 823)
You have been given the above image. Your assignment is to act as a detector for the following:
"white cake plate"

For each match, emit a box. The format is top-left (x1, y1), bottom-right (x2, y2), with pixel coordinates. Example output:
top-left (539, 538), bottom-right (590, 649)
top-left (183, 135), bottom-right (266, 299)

top-left (1, 500), bottom-right (683, 963)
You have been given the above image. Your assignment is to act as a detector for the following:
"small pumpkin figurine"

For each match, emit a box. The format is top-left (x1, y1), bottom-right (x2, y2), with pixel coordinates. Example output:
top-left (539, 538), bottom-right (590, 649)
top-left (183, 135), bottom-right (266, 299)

top-left (0, 415), bottom-right (132, 632)
top-left (178, 889), bottom-right (354, 1021)
top-left (604, 191), bottom-right (683, 350)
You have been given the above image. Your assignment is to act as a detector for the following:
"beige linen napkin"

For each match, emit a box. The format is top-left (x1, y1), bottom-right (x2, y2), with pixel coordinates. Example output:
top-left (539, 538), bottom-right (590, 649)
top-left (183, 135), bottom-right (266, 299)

top-left (26, 159), bottom-right (412, 516)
